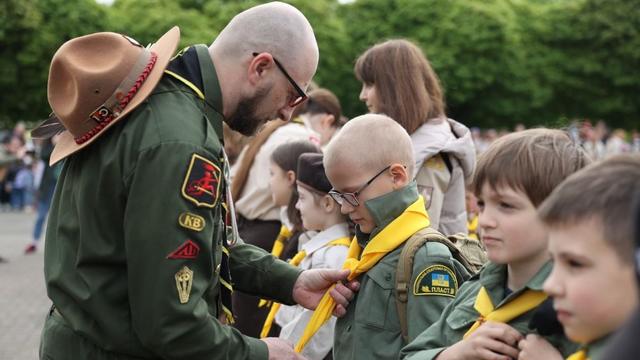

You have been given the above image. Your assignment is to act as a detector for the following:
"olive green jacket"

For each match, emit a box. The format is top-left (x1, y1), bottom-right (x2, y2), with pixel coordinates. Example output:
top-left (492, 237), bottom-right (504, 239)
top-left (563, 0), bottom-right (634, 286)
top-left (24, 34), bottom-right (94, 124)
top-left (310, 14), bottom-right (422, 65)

top-left (43, 45), bottom-right (300, 360)
top-left (333, 183), bottom-right (464, 360)
top-left (400, 261), bottom-right (579, 359)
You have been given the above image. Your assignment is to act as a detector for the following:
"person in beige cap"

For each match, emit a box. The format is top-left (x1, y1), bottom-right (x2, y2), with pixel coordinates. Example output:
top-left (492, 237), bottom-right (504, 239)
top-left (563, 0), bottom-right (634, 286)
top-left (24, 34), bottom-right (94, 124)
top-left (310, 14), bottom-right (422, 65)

top-left (35, 3), bottom-right (357, 360)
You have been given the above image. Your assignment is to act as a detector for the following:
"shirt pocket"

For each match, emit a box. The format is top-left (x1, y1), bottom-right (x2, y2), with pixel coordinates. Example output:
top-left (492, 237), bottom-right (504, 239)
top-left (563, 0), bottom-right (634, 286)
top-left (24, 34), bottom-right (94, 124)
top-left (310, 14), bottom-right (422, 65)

top-left (356, 262), bottom-right (396, 330)
top-left (445, 305), bottom-right (479, 331)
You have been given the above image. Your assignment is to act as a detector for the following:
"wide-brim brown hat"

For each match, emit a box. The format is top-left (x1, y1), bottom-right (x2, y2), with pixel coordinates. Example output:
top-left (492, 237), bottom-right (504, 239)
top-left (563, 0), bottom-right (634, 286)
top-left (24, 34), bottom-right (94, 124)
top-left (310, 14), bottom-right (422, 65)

top-left (32, 27), bottom-right (180, 165)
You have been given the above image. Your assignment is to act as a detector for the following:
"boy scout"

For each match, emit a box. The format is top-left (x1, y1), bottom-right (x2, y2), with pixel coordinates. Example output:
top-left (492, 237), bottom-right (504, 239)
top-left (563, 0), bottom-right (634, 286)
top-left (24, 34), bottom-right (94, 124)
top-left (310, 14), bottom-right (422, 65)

top-left (35, 3), bottom-right (356, 360)
top-left (401, 129), bottom-right (588, 360)
top-left (295, 114), bottom-right (470, 359)
top-left (517, 154), bottom-right (640, 360)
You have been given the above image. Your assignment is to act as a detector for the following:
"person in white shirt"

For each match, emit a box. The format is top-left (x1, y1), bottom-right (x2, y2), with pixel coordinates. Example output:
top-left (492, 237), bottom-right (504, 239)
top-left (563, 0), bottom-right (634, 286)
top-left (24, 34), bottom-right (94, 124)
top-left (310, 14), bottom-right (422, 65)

top-left (269, 153), bottom-right (351, 360)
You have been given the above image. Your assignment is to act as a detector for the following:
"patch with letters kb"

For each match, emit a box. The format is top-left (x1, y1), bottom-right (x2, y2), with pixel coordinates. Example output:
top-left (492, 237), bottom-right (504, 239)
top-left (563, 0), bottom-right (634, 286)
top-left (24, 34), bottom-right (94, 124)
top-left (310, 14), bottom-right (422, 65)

top-left (178, 212), bottom-right (206, 232)
top-left (181, 154), bottom-right (221, 208)
top-left (413, 264), bottom-right (458, 298)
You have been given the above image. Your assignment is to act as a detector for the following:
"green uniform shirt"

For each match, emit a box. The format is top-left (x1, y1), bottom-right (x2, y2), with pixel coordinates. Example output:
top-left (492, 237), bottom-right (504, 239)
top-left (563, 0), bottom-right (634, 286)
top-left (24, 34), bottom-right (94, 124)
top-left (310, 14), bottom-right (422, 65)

top-left (401, 261), bottom-right (579, 359)
top-left (43, 45), bottom-right (301, 360)
top-left (581, 336), bottom-right (610, 360)
top-left (333, 183), bottom-right (463, 360)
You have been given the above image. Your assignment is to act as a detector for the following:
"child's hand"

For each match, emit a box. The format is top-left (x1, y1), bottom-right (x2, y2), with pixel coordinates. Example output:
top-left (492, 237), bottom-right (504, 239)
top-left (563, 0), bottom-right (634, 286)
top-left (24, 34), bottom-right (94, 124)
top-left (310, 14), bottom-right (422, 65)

top-left (517, 334), bottom-right (562, 360)
top-left (437, 321), bottom-right (523, 360)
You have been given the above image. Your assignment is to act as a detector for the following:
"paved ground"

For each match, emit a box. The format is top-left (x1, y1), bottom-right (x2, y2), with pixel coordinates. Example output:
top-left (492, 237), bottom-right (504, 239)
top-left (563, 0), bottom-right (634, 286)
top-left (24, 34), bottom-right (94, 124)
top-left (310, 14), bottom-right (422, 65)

top-left (0, 211), bottom-right (50, 360)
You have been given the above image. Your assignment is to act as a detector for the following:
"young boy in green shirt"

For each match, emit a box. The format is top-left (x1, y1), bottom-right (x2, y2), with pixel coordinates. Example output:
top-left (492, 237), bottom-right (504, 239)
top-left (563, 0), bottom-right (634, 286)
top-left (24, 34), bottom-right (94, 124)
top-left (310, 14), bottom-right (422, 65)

top-left (295, 114), bottom-right (470, 359)
top-left (516, 154), bottom-right (640, 360)
top-left (401, 129), bottom-right (589, 360)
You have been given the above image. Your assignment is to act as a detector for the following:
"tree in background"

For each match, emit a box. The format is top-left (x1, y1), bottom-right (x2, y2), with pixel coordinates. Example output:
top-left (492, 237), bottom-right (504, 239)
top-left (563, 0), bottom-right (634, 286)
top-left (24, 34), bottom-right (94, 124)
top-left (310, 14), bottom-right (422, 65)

top-left (0, 0), bottom-right (638, 130)
top-left (0, 0), bottom-right (107, 129)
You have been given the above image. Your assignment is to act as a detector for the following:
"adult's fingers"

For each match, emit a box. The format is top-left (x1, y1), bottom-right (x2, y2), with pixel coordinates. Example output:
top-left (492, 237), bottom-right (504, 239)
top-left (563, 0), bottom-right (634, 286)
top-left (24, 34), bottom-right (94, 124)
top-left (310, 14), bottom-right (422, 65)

top-left (332, 304), bottom-right (347, 317)
top-left (329, 285), bottom-right (350, 308)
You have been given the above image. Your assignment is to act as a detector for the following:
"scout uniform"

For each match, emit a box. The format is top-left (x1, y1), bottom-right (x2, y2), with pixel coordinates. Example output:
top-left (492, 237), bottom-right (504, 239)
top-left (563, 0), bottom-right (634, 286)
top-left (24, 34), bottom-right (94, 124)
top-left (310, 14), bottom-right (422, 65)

top-left (566, 337), bottom-right (609, 360)
top-left (275, 223), bottom-right (350, 360)
top-left (300, 183), bottom-right (467, 360)
top-left (39, 36), bottom-right (301, 360)
top-left (273, 153), bottom-right (350, 360)
top-left (400, 262), bottom-right (579, 359)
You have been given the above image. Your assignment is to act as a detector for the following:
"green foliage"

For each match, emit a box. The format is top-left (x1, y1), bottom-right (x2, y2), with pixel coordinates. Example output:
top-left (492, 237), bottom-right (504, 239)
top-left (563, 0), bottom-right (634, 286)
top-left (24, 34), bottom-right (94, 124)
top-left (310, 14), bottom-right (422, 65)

top-left (0, 0), bottom-right (638, 129)
top-left (0, 0), bottom-right (107, 128)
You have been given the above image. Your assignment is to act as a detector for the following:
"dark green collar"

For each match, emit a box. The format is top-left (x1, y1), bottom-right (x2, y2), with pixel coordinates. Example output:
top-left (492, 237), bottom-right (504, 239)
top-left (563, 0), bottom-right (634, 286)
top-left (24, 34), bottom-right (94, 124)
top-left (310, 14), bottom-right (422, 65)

top-left (356, 182), bottom-right (419, 247)
top-left (194, 45), bottom-right (224, 141)
top-left (586, 335), bottom-right (611, 359)
top-left (479, 261), bottom-right (552, 307)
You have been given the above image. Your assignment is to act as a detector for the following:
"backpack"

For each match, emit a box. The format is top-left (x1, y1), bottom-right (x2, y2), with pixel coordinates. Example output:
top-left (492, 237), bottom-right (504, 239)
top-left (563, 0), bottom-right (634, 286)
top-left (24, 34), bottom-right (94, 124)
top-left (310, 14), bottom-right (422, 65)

top-left (395, 227), bottom-right (487, 341)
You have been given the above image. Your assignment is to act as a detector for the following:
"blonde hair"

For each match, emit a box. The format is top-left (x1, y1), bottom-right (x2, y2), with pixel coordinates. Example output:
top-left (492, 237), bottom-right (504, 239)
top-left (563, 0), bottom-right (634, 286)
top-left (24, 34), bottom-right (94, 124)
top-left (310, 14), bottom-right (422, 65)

top-left (472, 128), bottom-right (590, 207)
top-left (355, 39), bottom-right (445, 134)
top-left (324, 114), bottom-right (415, 177)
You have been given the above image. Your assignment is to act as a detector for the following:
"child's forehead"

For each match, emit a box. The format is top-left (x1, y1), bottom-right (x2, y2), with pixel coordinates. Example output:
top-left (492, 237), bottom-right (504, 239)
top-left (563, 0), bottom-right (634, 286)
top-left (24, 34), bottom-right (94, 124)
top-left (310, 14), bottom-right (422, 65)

top-left (477, 181), bottom-right (528, 200)
top-left (549, 218), bottom-right (610, 254)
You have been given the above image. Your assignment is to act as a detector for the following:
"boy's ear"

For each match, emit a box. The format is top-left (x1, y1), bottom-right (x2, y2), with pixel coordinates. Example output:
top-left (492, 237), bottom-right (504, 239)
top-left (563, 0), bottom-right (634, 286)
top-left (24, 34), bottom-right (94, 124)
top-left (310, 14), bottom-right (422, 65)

top-left (286, 170), bottom-right (296, 186)
top-left (389, 163), bottom-right (409, 189)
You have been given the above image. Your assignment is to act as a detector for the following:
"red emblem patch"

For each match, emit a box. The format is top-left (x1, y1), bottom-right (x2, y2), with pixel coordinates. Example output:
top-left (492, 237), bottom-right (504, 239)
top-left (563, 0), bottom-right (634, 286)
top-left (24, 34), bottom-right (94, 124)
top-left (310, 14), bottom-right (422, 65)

top-left (167, 239), bottom-right (200, 259)
top-left (181, 154), bottom-right (221, 208)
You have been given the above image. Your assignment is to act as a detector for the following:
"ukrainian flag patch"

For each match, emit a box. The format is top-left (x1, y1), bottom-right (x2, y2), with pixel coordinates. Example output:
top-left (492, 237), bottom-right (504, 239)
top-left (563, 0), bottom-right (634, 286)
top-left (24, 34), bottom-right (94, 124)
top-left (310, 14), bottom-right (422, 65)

top-left (413, 264), bottom-right (458, 297)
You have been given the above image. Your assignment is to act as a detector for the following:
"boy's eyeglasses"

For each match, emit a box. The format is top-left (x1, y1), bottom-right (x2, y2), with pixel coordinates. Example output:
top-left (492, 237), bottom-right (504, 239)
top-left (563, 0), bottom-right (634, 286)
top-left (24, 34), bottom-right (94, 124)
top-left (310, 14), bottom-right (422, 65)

top-left (328, 165), bottom-right (391, 207)
top-left (252, 52), bottom-right (308, 107)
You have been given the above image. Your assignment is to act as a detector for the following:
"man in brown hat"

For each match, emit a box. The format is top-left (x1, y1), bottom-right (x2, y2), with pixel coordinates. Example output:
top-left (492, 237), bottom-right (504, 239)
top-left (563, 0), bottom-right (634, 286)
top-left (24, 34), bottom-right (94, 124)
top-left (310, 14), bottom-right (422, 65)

top-left (36, 2), bottom-right (356, 360)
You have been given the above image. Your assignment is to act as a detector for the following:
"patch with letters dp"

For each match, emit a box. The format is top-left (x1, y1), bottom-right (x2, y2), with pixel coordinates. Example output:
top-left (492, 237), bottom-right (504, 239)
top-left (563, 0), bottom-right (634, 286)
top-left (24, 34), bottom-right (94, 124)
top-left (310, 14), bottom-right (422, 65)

top-left (175, 266), bottom-right (193, 304)
top-left (167, 239), bottom-right (200, 260)
top-left (181, 154), bottom-right (221, 208)
top-left (413, 264), bottom-right (458, 297)
top-left (178, 212), bottom-right (206, 232)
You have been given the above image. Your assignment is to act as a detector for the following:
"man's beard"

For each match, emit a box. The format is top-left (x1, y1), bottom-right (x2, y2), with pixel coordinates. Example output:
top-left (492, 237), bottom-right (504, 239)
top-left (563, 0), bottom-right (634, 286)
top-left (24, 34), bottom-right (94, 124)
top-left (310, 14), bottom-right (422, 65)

top-left (226, 87), bottom-right (274, 136)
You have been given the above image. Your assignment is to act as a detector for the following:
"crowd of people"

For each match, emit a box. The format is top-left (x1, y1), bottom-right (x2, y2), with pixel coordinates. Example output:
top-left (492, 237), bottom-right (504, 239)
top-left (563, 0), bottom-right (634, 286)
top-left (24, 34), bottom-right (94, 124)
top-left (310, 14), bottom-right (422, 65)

top-left (0, 122), bottom-right (61, 253)
top-left (4, 2), bottom-right (640, 360)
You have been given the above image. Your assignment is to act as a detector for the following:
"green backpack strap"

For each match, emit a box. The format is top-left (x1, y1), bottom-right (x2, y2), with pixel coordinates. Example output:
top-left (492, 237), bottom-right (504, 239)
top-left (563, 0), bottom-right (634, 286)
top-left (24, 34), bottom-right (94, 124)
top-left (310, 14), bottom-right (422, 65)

top-left (395, 227), bottom-right (477, 342)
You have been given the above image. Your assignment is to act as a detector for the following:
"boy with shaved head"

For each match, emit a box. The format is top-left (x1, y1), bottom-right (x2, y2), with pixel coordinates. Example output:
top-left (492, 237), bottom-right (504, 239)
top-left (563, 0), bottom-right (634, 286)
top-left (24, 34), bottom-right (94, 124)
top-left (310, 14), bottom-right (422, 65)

top-left (295, 114), bottom-right (470, 359)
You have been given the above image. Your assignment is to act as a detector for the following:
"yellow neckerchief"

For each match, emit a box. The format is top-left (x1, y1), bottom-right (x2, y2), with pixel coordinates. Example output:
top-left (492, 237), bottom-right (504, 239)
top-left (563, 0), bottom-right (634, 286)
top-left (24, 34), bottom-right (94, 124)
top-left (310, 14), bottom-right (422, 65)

top-left (258, 225), bottom-right (293, 308)
top-left (260, 237), bottom-right (351, 338)
top-left (468, 215), bottom-right (479, 241)
top-left (567, 349), bottom-right (588, 360)
top-left (271, 225), bottom-right (293, 258)
top-left (294, 197), bottom-right (430, 352)
top-left (463, 286), bottom-right (548, 338)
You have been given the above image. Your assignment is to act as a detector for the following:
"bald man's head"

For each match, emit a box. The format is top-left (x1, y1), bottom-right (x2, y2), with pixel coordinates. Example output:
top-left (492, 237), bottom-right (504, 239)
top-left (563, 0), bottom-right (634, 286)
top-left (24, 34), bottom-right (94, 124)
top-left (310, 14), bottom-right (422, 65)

top-left (214, 2), bottom-right (318, 80)
top-left (325, 114), bottom-right (415, 178)
top-left (211, 2), bottom-right (319, 135)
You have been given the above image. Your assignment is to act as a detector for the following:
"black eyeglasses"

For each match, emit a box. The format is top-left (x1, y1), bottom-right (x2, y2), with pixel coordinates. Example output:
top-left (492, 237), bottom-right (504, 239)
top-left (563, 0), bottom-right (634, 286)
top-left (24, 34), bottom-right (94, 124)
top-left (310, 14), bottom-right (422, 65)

top-left (252, 52), bottom-right (308, 107)
top-left (328, 165), bottom-right (391, 207)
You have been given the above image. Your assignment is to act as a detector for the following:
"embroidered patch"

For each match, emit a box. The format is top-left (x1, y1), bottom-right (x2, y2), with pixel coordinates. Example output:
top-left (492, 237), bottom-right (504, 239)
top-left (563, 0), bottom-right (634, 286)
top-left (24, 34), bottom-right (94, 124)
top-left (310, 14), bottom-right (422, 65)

top-left (167, 239), bottom-right (200, 259)
top-left (178, 212), bottom-right (206, 232)
top-left (175, 266), bottom-right (194, 304)
top-left (413, 264), bottom-right (458, 297)
top-left (181, 154), bottom-right (221, 208)
top-left (424, 156), bottom-right (446, 170)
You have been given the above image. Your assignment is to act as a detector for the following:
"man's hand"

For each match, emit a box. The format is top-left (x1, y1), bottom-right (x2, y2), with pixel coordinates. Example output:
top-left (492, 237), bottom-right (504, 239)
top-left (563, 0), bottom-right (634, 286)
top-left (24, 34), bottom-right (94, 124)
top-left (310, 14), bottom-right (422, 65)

top-left (262, 338), bottom-right (308, 360)
top-left (292, 269), bottom-right (360, 317)
top-left (517, 334), bottom-right (562, 360)
top-left (437, 322), bottom-right (523, 360)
